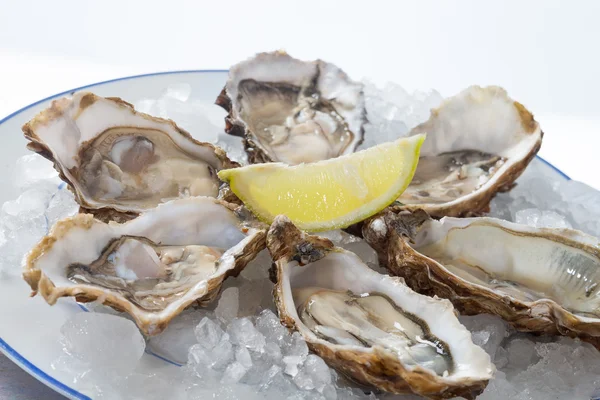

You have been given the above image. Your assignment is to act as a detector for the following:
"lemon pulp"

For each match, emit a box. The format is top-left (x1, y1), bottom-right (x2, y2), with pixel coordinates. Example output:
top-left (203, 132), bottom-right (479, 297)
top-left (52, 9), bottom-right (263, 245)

top-left (218, 134), bottom-right (425, 232)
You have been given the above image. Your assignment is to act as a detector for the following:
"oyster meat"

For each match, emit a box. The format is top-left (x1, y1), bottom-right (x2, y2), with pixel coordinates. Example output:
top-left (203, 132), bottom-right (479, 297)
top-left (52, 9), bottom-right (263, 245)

top-left (216, 51), bottom-right (366, 165)
top-left (268, 215), bottom-right (493, 399)
top-left (397, 86), bottom-right (543, 217)
top-left (23, 92), bottom-right (237, 221)
top-left (364, 209), bottom-right (600, 345)
top-left (23, 197), bottom-right (266, 335)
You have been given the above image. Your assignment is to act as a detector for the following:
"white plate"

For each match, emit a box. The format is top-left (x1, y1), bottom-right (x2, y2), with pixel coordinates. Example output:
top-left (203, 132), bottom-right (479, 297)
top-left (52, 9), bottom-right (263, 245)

top-left (0, 71), bottom-right (571, 400)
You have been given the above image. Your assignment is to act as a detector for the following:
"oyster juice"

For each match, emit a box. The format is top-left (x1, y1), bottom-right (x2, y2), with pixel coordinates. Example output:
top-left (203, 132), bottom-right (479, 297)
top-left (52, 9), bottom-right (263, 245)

top-left (417, 223), bottom-right (600, 317)
top-left (295, 287), bottom-right (453, 376)
top-left (400, 150), bottom-right (507, 205)
top-left (235, 79), bottom-right (356, 165)
top-left (79, 129), bottom-right (220, 206)
top-left (68, 236), bottom-right (224, 311)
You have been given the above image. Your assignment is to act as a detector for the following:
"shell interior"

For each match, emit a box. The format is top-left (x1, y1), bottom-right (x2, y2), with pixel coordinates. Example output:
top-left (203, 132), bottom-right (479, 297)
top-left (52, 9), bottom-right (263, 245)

top-left (23, 92), bottom-right (234, 215)
top-left (282, 250), bottom-right (492, 378)
top-left (223, 52), bottom-right (365, 164)
top-left (398, 86), bottom-right (542, 216)
top-left (23, 197), bottom-right (265, 335)
top-left (269, 216), bottom-right (493, 398)
top-left (413, 217), bottom-right (600, 318)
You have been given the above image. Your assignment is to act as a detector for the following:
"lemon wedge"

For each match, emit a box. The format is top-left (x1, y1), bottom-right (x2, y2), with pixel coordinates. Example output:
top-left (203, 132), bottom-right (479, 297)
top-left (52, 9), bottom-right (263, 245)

top-left (218, 134), bottom-right (425, 232)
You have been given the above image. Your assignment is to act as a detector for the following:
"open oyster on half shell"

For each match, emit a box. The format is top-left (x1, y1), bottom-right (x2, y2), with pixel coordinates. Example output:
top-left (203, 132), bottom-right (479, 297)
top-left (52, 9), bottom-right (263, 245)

top-left (396, 86), bottom-right (543, 218)
top-left (216, 51), bottom-right (366, 165)
top-left (267, 215), bottom-right (493, 399)
top-left (23, 197), bottom-right (266, 336)
top-left (363, 209), bottom-right (600, 346)
top-left (23, 92), bottom-right (237, 222)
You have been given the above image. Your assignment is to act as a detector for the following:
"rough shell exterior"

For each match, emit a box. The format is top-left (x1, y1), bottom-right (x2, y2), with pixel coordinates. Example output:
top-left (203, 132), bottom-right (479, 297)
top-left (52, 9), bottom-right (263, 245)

top-left (23, 198), bottom-right (266, 336)
top-left (22, 92), bottom-right (239, 222)
top-left (362, 209), bottom-right (600, 348)
top-left (267, 216), bottom-right (490, 400)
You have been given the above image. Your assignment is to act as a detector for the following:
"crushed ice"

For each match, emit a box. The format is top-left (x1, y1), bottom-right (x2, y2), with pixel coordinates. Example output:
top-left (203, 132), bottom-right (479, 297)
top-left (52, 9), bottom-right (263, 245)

top-left (134, 84), bottom-right (248, 165)
top-left (358, 80), bottom-right (444, 150)
top-left (0, 155), bottom-right (78, 279)
top-left (2, 82), bottom-right (600, 399)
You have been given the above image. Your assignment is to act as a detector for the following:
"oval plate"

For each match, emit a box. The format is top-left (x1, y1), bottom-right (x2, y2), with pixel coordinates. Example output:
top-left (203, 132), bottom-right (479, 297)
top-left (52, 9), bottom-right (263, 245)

top-left (0, 71), bottom-right (570, 399)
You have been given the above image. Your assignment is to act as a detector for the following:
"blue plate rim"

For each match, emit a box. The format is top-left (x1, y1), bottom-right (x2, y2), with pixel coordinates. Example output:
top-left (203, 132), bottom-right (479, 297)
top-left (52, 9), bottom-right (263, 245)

top-left (0, 69), bottom-right (572, 400)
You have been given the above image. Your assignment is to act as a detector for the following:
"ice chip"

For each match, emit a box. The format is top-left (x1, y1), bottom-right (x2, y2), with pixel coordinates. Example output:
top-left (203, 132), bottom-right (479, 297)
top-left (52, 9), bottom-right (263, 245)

top-left (293, 354), bottom-right (332, 392)
top-left (317, 230), bottom-right (344, 244)
top-left (515, 208), bottom-right (542, 227)
top-left (162, 83), bottom-right (192, 102)
top-left (478, 371), bottom-right (519, 400)
top-left (283, 332), bottom-right (309, 359)
top-left (121, 370), bottom-right (187, 400)
top-left (13, 154), bottom-right (59, 189)
top-left (60, 313), bottom-right (145, 374)
top-left (506, 338), bottom-right (537, 371)
top-left (147, 311), bottom-right (204, 365)
top-left (283, 355), bottom-right (304, 377)
top-left (459, 314), bottom-right (509, 358)
top-left (293, 368), bottom-right (315, 391)
top-left (306, 355), bottom-right (332, 392)
top-left (515, 208), bottom-right (572, 229)
top-left (471, 330), bottom-right (492, 347)
top-left (215, 287), bottom-right (239, 323)
top-left (260, 368), bottom-right (297, 396)
top-left (494, 346), bottom-right (509, 369)
top-left (211, 334), bottom-right (235, 369)
top-left (318, 229), bottom-right (361, 247)
top-left (263, 341), bottom-right (283, 363)
top-left (194, 316), bottom-right (225, 348)
top-left (359, 80), bottom-right (441, 150)
top-left (240, 249), bottom-right (272, 281)
top-left (536, 210), bottom-right (572, 229)
top-left (2, 185), bottom-right (55, 218)
top-left (144, 90), bottom-right (222, 143)
top-left (343, 240), bottom-right (379, 267)
top-left (238, 278), bottom-right (276, 316)
top-left (322, 384), bottom-right (338, 400)
top-left (221, 361), bottom-right (248, 383)
top-left (227, 317), bottom-right (266, 352)
top-left (236, 346), bottom-right (253, 369)
top-left (256, 309), bottom-right (288, 345)
top-left (134, 98), bottom-right (156, 114)
top-left (214, 133), bottom-right (248, 165)
top-left (45, 187), bottom-right (79, 226)
top-left (188, 330), bottom-right (234, 371)
top-left (188, 343), bottom-right (212, 366)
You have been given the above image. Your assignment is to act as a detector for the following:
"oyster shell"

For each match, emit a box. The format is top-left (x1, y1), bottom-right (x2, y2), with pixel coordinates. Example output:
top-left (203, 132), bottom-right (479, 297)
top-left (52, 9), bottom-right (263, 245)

top-left (363, 209), bottom-right (600, 345)
top-left (23, 92), bottom-right (237, 222)
top-left (23, 197), bottom-right (265, 335)
top-left (216, 51), bottom-right (366, 165)
top-left (268, 215), bottom-right (493, 399)
top-left (397, 86), bottom-right (542, 217)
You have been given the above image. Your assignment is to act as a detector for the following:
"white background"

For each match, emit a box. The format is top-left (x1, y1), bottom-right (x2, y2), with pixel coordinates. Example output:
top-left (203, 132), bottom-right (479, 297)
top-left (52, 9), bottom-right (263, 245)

top-left (0, 0), bottom-right (599, 188)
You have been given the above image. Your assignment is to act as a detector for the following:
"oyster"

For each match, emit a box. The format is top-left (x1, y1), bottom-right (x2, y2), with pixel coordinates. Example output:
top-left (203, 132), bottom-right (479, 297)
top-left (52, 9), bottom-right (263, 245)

top-left (216, 51), bottom-right (366, 165)
top-left (363, 209), bottom-right (600, 345)
top-left (23, 92), bottom-right (237, 221)
top-left (268, 215), bottom-right (493, 399)
top-left (23, 197), bottom-right (265, 335)
top-left (397, 86), bottom-right (542, 217)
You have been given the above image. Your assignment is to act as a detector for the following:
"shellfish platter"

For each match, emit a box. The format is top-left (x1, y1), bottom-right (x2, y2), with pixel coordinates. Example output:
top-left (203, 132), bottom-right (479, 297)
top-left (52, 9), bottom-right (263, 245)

top-left (2, 52), bottom-right (600, 400)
